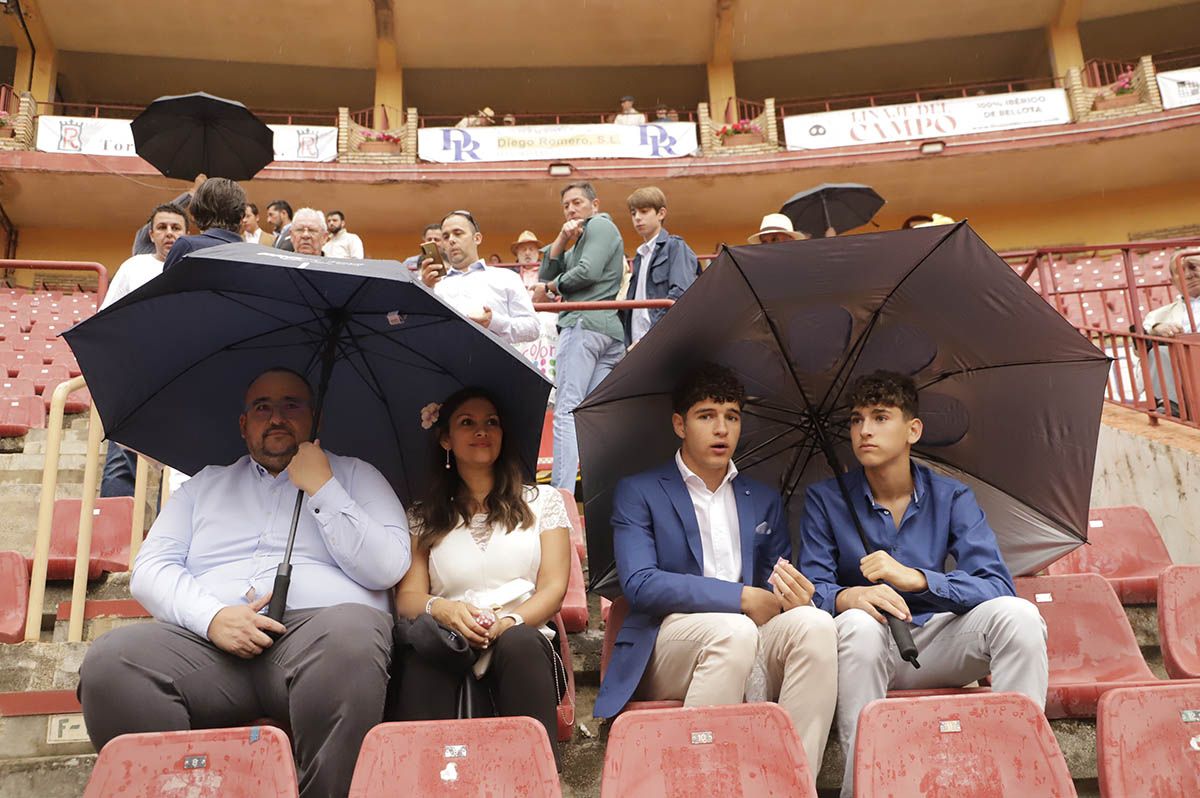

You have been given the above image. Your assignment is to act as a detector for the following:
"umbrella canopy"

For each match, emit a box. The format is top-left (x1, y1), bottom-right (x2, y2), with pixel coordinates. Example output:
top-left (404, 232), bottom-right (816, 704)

top-left (780, 183), bottom-right (885, 237)
top-left (131, 92), bottom-right (275, 181)
top-left (63, 245), bottom-right (552, 505)
top-left (576, 222), bottom-right (1110, 596)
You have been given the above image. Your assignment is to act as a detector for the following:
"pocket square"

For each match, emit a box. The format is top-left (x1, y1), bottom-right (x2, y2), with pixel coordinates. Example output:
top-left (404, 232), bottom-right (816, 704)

top-left (754, 522), bottom-right (772, 535)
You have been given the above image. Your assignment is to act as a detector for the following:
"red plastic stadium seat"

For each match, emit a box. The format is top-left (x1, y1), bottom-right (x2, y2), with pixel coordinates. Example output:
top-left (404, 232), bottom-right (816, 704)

top-left (537, 409), bottom-right (553, 473)
top-left (600, 703), bottom-right (817, 798)
top-left (0, 551), bottom-right (30, 643)
top-left (348, 717), bottom-right (561, 797)
top-left (600, 596), bottom-right (683, 713)
top-left (600, 596), bottom-right (611, 624)
top-left (46, 496), bottom-right (136, 580)
top-left (50, 353), bottom-right (81, 378)
top-left (561, 544), bottom-right (588, 633)
top-left (17, 363), bottom-right (69, 394)
top-left (1097, 684), bottom-right (1200, 796)
top-left (0, 396), bottom-right (45, 436)
top-left (1158, 564), bottom-right (1200, 679)
top-left (0, 351), bottom-right (36, 377)
top-left (83, 726), bottom-right (298, 798)
top-left (853, 692), bottom-right (1075, 797)
top-left (0, 378), bottom-right (37, 399)
top-left (42, 375), bottom-right (89, 414)
top-left (1015, 574), bottom-right (1161, 717)
top-left (557, 487), bottom-right (586, 562)
top-left (555, 612), bottom-right (576, 742)
top-left (1046, 506), bottom-right (1173, 603)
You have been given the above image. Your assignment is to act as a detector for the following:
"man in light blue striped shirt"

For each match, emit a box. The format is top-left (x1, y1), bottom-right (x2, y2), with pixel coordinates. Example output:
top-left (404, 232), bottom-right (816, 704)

top-left (79, 367), bottom-right (411, 798)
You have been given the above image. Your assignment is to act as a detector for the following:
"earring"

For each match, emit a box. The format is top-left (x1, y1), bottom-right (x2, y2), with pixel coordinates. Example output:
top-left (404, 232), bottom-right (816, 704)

top-left (445, 448), bottom-right (451, 469)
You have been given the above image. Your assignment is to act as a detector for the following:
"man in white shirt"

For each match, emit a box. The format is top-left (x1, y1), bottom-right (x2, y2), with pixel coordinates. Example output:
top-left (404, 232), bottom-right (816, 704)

top-left (322, 210), bottom-right (365, 259)
top-left (594, 364), bottom-right (838, 774)
top-left (622, 186), bottom-right (700, 349)
top-left (419, 210), bottom-right (539, 345)
top-left (1143, 255), bottom-right (1200, 336)
top-left (99, 203), bottom-right (188, 497)
top-left (241, 202), bottom-right (272, 246)
top-left (289, 207), bottom-right (329, 257)
top-left (79, 367), bottom-right (411, 798)
top-left (613, 95), bottom-right (647, 125)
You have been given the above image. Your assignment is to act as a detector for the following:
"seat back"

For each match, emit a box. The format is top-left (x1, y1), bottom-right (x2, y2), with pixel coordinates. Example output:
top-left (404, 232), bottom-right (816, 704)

top-left (600, 703), bottom-right (816, 798)
top-left (853, 692), bottom-right (1075, 797)
top-left (83, 726), bottom-right (298, 798)
top-left (1159, 564), bottom-right (1200, 679)
top-left (0, 395), bottom-right (46, 435)
top-left (557, 487), bottom-right (586, 562)
top-left (560, 544), bottom-right (588, 633)
top-left (0, 378), bottom-right (38, 398)
top-left (600, 595), bottom-right (630, 680)
top-left (47, 496), bottom-right (136, 580)
top-left (348, 717), bottom-right (561, 797)
top-left (1014, 574), bottom-right (1154, 683)
top-left (0, 550), bottom-right (30, 643)
top-left (1097, 684), bottom-right (1200, 797)
top-left (1046, 506), bottom-right (1171, 581)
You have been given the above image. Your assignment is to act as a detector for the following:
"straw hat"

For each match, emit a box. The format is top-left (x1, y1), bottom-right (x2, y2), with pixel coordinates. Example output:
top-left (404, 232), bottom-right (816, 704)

top-left (510, 230), bottom-right (542, 255)
top-left (748, 213), bottom-right (805, 244)
top-left (911, 213), bottom-right (956, 228)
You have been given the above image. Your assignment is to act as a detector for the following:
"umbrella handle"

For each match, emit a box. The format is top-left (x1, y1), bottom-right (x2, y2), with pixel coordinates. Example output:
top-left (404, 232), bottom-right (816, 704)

top-left (887, 614), bottom-right (920, 668)
top-left (266, 562), bottom-right (292, 631)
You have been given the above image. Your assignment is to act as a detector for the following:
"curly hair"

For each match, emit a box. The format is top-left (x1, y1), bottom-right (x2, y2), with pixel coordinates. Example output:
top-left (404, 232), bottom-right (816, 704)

top-left (189, 178), bottom-right (247, 232)
top-left (672, 362), bottom-right (746, 416)
top-left (847, 370), bottom-right (919, 419)
top-left (409, 387), bottom-right (535, 551)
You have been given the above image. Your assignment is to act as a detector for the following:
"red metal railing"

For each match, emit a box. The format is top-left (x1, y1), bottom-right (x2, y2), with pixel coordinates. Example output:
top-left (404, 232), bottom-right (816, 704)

top-left (349, 105), bottom-right (406, 130)
top-left (0, 84), bottom-right (19, 117)
top-left (776, 75), bottom-right (1062, 117)
top-left (34, 99), bottom-right (335, 126)
top-left (1082, 59), bottom-right (1137, 89)
top-left (0, 259), bottom-right (108, 302)
top-left (416, 107), bottom-right (697, 128)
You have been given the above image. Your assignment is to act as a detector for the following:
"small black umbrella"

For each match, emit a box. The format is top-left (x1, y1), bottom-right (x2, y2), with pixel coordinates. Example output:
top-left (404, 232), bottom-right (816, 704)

top-left (576, 222), bottom-right (1110, 660)
top-left (780, 183), bottom-right (885, 237)
top-left (64, 245), bottom-right (552, 621)
top-left (131, 92), bottom-right (275, 181)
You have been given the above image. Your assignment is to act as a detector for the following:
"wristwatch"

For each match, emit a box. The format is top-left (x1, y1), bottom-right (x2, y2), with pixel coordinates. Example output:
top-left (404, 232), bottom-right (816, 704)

top-left (498, 611), bottom-right (525, 627)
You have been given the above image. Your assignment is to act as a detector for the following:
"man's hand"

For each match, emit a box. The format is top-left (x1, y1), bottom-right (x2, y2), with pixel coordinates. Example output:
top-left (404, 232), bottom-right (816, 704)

top-left (859, 551), bottom-right (928, 593)
top-left (741, 586), bottom-right (782, 626)
top-left (769, 559), bottom-right (815, 611)
top-left (289, 440), bottom-right (333, 496)
top-left (531, 283), bottom-right (553, 303)
top-left (468, 306), bottom-right (493, 329)
top-left (1152, 321), bottom-right (1185, 337)
top-left (207, 592), bottom-right (286, 658)
top-left (835, 584), bottom-right (912, 624)
top-left (549, 219), bottom-right (583, 257)
top-left (419, 257), bottom-right (445, 288)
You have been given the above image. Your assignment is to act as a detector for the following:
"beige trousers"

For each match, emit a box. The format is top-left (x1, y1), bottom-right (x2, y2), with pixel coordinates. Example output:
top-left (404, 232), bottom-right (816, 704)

top-left (635, 606), bottom-right (838, 774)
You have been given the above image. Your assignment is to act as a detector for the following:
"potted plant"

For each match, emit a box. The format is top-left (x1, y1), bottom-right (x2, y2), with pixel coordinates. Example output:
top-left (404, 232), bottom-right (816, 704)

top-left (358, 129), bottom-right (402, 153)
top-left (1093, 71), bottom-right (1140, 111)
top-left (0, 111), bottom-right (13, 138)
top-left (715, 118), bottom-right (764, 146)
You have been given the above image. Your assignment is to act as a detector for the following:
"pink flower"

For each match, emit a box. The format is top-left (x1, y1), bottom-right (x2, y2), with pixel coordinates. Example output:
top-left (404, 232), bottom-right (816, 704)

top-left (420, 402), bottom-right (441, 430)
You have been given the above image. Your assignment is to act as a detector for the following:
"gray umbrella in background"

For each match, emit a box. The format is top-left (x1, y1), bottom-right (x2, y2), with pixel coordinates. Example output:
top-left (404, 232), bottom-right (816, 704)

top-left (576, 222), bottom-right (1111, 599)
top-left (780, 183), bottom-right (885, 237)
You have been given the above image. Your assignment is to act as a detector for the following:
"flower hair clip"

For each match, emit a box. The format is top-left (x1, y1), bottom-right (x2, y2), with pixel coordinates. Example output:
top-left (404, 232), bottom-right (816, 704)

top-left (420, 402), bottom-right (442, 430)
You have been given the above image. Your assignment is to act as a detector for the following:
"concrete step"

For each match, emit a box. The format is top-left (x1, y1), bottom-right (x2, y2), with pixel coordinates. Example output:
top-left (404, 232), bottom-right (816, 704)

top-left (0, 454), bottom-right (90, 486)
top-left (0, 753), bottom-right (94, 798)
top-left (0, 642), bottom-right (88, 694)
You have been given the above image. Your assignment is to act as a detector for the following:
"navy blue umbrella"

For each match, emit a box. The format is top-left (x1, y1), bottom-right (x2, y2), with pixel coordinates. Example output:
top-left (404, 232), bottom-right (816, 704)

top-left (64, 244), bottom-right (552, 620)
top-left (131, 92), bottom-right (275, 181)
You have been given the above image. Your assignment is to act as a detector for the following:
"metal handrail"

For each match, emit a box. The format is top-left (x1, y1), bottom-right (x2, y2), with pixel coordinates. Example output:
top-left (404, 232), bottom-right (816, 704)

top-left (34, 99), bottom-right (336, 126)
top-left (0, 259), bottom-right (109, 304)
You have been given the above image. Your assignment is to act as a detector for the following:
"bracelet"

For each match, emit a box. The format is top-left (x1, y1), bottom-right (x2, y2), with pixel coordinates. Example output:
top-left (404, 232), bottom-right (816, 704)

top-left (498, 611), bottom-right (524, 627)
top-left (424, 596), bottom-right (442, 615)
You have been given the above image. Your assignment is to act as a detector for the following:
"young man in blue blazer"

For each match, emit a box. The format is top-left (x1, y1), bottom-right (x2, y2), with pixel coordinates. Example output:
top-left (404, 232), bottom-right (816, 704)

top-left (594, 363), bottom-right (837, 774)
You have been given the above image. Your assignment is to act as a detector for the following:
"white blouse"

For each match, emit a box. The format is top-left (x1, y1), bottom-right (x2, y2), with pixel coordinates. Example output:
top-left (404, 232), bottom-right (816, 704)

top-left (415, 485), bottom-right (570, 605)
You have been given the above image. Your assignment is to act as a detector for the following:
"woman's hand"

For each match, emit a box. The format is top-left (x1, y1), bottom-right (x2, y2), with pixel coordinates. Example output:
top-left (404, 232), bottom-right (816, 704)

top-left (486, 616), bottom-right (518, 643)
top-left (430, 599), bottom-right (491, 648)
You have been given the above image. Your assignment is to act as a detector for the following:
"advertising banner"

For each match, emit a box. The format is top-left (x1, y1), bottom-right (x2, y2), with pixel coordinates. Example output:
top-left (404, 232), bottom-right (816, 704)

top-left (1157, 67), bottom-right (1200, 110)
top-left (417, 122), bottom-right (698, 163)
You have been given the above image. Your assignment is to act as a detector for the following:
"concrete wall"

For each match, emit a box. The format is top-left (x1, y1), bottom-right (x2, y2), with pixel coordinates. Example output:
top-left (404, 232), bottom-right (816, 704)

top-left (1091, 404), bottom-right (1200, 564)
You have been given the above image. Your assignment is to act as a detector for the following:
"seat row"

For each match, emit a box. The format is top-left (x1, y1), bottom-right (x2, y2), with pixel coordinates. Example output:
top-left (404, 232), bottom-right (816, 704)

top-left (81, 683), bottom-right (1200, 797)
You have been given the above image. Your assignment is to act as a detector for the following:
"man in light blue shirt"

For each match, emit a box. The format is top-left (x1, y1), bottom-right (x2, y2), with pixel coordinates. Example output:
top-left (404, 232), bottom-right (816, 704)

top-left (799, 371), bottom-right (1047, 798)
top-left (79, 367), bottom-right (411, 798)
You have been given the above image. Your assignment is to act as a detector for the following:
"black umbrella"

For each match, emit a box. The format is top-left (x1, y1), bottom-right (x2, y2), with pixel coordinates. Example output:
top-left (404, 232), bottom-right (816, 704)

top-left (64, 244), bottom-right (552, 621)
top-left (131, 92), bottom-right (275, 181)
top-left (780, 183), bottom-right (885, 237)
top-left (576, 222), bottom-right (1110, 655)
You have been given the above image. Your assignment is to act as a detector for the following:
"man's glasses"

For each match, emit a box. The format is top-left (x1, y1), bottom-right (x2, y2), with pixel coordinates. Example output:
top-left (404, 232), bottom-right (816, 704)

top-left (291, 225), bottom-right (326, 236)
top-left (444, 210), bottom-right (479, 234)
top-left (245, 399), bottom-right (311, 421)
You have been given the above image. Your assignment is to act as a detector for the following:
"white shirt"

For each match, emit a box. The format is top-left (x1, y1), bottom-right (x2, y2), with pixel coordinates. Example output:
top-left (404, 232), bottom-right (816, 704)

top-left (243, 229), bottom-right (264, 244)
top-left (131, 453), bottom-right (411, 639)
top-left (675, 450), bottom-right (741, 582)
top-left (100, 253), bottom-right (165, 310)
top-left (434, 259), bottom-right (540, 344)
top-left (614, 111), bottom-right (647, 126)
top-left (323, 229), bottom-right (365, 259)
top-left (1143, 296), bottom-right (1200, 333)
top-left (631, 237), bottom-right (657, 344)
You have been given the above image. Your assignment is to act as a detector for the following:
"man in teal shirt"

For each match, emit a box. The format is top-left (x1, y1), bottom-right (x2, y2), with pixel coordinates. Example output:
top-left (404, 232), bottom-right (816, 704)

top-left (534, 181), bottom-right (627, 490)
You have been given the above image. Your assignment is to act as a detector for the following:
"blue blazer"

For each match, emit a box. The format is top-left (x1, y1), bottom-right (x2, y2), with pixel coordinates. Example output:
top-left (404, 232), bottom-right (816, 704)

top-left (593, 461), bottom-right (789, 719)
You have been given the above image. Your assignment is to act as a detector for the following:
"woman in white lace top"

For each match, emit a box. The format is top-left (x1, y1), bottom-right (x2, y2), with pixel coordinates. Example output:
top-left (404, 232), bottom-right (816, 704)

top-left (394, 388), bottom-right (571, 761)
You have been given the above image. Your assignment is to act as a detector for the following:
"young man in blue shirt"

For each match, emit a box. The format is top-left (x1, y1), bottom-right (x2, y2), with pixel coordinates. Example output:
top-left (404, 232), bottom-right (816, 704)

top-left (799, 371), bottom-right (1047, 797)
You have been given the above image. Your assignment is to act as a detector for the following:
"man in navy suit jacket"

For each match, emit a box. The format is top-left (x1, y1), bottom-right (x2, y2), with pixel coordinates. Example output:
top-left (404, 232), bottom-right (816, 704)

top-left (593, 363), bottom-right (837, 774)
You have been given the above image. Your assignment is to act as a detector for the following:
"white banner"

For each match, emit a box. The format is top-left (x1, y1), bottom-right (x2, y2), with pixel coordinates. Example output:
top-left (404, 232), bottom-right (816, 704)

top-left (417, 122), bottom-right (698, 163)
top-left (1157, 67), bottom-right (1200, 110)
top-left (35, 116), bottom-right (338, 162)
top-left (783, 88), bottom-right (1073, 150)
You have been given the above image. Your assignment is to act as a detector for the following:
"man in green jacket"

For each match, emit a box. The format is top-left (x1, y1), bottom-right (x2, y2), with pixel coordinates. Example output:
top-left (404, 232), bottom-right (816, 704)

top-left (534, 181), bottom-right (627, 490)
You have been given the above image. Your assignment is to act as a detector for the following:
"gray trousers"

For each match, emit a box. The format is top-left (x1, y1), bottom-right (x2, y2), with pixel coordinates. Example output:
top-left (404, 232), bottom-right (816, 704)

top-left (835, 596), bottom-right (1048, 798)
top-left (78, 603), bottom-right (393, 798)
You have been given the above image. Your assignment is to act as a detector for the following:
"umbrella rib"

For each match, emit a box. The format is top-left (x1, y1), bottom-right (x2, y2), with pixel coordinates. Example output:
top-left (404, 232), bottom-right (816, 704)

top-left (344, 317), bottom-right (462, 379)
top-left (734, 427), bottom-right (802, 472)
top-left (783, 432), bottom-right (829, 501)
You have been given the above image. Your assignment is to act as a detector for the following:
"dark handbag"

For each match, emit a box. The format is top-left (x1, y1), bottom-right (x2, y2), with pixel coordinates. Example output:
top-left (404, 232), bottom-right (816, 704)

top-left (394, 613), bottom-right (477, 674)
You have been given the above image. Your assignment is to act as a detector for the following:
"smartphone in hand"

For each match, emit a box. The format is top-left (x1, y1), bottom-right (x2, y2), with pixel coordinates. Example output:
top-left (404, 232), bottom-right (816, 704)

top-left (421, 241), bottom-right (446, 278)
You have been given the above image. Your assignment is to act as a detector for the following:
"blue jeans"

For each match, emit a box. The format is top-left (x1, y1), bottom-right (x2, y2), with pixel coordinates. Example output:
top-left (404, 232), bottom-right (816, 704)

top-left (552, 324), bottom-right (624, 490)
top-left (100, 442), bottom-right (137, 498)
